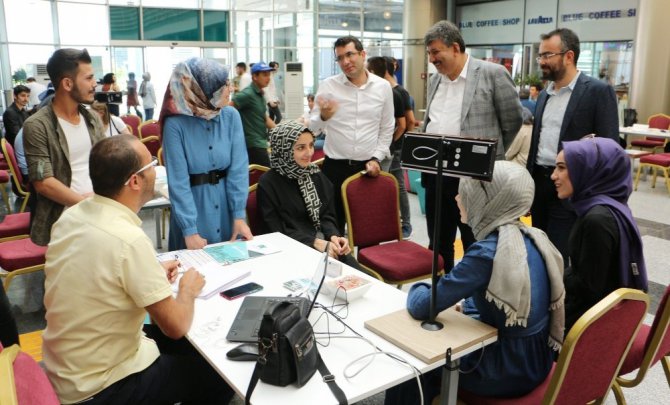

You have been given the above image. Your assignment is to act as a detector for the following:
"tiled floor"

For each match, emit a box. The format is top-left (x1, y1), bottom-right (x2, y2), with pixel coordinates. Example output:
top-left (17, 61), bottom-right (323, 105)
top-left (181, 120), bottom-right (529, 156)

top-left (2, 170), bottom-right (669, 404)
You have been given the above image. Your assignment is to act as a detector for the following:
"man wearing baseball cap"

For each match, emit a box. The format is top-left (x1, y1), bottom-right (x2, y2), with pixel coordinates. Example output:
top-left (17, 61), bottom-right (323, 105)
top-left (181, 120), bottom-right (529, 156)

top-left (231, 61), bottom-right (276, 166)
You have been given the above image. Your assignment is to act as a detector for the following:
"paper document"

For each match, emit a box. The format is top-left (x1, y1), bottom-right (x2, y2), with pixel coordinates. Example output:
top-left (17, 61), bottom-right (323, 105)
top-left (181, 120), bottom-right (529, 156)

top-left (170, 261), bottom-right (249, 299)
top-left (203, 239), bottom-right (281, 265)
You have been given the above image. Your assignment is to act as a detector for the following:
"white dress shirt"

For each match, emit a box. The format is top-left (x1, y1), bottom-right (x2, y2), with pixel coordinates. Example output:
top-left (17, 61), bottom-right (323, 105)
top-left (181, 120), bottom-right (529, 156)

top-left (536, 71), bottom-right (582, 167)
top-left (426, 55), bottom-right (470, 136)
top-left (309, 72), bottom-right (394, 161)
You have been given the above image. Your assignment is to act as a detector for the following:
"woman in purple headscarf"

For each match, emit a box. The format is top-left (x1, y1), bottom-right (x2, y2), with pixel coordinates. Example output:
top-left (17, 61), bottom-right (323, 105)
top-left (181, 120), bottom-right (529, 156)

top-left (161, 57), bottom-right (251, 251)
top-left (552, 136), bottom-right (647, 332)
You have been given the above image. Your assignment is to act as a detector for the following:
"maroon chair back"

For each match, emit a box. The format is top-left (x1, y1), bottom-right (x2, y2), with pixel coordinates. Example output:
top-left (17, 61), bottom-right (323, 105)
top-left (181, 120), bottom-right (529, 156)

top-left (647, 114), bottom-right (670, 142)
top-left (646, 285), bottom-right (670, 366)
top-left (141, 136), bottom-right (161, 159)
top-left (120, 114), bottom-right (141, 137)
top-left (1, 139), bottom-right (28, 194)
top-left (246, 185), bottom-right (262, 235)
top-left (0, 344), bottom-right (60, 405)
top-left (138, 120), bottom-right (160, 139)
top-left (248, 165), bottom-right (269, 187)
top-left (552, 294), bottom-right (648, 404)
top-left (343, 173), bottom-right (400, 248)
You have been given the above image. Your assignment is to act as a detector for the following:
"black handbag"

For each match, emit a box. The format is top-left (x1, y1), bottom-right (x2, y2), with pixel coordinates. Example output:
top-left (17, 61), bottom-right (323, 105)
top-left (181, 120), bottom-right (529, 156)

top-left (245, 301), bottom-right (347, 404)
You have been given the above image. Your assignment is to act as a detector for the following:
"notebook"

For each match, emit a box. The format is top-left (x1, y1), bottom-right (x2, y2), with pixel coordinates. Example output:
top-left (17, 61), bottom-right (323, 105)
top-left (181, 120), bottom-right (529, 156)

top-left (226, 253), bottom-right (328, 343)
top-left (171, 261), bottom-right (250, 299)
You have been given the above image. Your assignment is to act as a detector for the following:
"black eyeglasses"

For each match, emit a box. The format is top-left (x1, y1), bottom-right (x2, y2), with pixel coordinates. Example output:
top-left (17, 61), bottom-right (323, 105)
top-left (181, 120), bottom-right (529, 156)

top-left (536, 51), bottom-right (567, 63)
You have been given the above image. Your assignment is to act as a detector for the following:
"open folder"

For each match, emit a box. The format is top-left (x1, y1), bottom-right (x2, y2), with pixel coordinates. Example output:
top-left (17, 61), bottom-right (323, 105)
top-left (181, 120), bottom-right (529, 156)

top-left (170, 261), bottom-right (250, 299)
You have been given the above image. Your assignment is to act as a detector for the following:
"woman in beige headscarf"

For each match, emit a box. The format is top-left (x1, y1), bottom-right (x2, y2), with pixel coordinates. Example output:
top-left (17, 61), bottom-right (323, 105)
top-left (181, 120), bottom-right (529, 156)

top-left (385, 161), bottom-right (565, 404)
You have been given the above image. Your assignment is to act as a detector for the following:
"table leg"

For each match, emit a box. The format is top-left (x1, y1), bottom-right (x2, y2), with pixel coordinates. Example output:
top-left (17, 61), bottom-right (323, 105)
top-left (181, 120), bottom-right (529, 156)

top-left (154, 208), bottom-right (162, 249)
top-left (439, 359), bottom-right (459, 405)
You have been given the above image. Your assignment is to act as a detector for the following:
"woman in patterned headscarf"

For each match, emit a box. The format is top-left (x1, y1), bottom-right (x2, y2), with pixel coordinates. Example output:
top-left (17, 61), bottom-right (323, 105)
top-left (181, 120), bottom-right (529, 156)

top-left (553, 136), bottom-right (647, 332)
top-left (257, 121), bottom-right (359, 267)
top-left (161, 57), bottom-right (251, 250)
top-left (386, 161), bottom-right (565, 404)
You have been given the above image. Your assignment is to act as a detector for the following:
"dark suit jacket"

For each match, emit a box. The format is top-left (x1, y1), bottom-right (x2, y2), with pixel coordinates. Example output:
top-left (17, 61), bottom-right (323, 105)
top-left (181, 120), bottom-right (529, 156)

top-left (527, 73), bottom-right (619, 173)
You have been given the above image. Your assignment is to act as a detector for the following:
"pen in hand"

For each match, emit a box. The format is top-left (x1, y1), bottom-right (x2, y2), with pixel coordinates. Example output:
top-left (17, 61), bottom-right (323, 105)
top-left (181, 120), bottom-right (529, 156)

top-left (175, 254), bottom-right (186, 273)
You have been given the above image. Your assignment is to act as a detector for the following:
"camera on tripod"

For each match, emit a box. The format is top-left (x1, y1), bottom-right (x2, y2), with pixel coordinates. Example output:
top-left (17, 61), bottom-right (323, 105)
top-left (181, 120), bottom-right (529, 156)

top-left (94, 91), bottom-right (122, 104)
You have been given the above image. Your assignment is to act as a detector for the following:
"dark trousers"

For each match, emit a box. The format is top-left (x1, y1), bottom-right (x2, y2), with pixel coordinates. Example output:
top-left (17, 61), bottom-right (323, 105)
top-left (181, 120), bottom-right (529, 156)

top-left (247, 147), bottom-right (270, 167)
top-left (423, 174), bottom-right (476, 272)
top-left (83, 325), bottom-right (234, 405)
top-left (0, 286), bottom-right (19, 348)
top-left (268, 103), bottom-right (282, 124)
top-left (322, 156), bottom-right (368, 235)
top-left (530, 166), bottom-right (577, 266)
top-left (144, 108), bottom-right (154, 121)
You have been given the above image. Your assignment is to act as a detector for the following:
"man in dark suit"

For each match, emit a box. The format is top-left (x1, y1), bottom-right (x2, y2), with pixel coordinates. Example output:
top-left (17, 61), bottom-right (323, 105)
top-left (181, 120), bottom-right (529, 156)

top-left (527, 28), bottom-right (619, 263)
top-left (421, 20), bottom-right (522, 272)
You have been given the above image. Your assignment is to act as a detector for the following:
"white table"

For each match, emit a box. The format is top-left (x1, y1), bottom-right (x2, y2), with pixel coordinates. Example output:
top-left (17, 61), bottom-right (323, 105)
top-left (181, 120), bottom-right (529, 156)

top-left (140, 196), bottom-right (170, 249)
top-left (186, 233), bottom-right (498, 404)
top-left (620, 126), bottom-right (670, 145)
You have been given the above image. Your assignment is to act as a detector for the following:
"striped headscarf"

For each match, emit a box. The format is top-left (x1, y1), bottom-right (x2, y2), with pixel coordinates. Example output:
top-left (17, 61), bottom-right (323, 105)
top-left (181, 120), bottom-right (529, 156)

top-left (459, 161), bottom-right (565, 350)
top-left (269, 121), bottom-right (322, 230)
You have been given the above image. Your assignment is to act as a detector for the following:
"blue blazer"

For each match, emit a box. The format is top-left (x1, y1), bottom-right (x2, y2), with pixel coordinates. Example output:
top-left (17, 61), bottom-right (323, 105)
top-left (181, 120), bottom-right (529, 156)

top-left (526, 73), bottom-right (619, 173)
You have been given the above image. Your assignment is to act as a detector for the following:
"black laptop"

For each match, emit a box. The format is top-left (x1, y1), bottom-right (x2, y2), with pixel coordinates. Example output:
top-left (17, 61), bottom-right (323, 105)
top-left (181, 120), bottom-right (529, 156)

top-left (226, 253), bottom-right (328, 343)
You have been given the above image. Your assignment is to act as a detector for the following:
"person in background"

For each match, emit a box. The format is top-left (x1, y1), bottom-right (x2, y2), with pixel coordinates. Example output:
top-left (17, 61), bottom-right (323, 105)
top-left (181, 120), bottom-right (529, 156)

top-left (139, 72), bottom-right (157, 120)
top-left (23, 48), bottom-right (105, 246)
top-left (230, 61), bottom-right (276, 167)
top-left (552, 136), bottom-right (647, 332)
top-left (161, 57), bottom-right (251, 250)
top-left (232, 62), bottom-right (251, 95)
top-left (309, 36), bottom-right (394, 233)
top-left (126, 72), bottom-right (142, 119)
top-left (519, 88), bottom-right (537, 116)
top-left (298, 93), bottom-right (326, 150)
top-left (25, 77), bottom-right (47, 108)
top-left (258, 121), bottom-right (361, 269)
top-left (42, 135), bottom-right (234, 405)
top-left (505, 107), bottom-right (534, 166)
top-left (91, 101), bottom-right (132, 136)
top-left (2, 84), bottom-right (30, 146)
top-left (265, 61), bottom-right (282, 124)
top-left (385, 161), bottom-right (564, 404)
top-left (421, 20), bottom-right (522, 273)
top-left (526, 28), bottom-right (619, 264)
top-left (529, 83), bottom-right (543, 102)
top-left (101, 72), bottom-right (121, 116)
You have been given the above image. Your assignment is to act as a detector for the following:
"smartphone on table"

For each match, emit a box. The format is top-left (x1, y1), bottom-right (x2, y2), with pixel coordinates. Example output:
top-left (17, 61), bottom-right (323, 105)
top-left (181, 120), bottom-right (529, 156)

top-left (220, 282), bottom-right (263, 300)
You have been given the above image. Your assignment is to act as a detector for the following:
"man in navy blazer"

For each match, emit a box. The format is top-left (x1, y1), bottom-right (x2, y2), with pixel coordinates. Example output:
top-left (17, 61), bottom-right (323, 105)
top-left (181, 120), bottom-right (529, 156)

top-left (527, 28), bottom-right (619, 263)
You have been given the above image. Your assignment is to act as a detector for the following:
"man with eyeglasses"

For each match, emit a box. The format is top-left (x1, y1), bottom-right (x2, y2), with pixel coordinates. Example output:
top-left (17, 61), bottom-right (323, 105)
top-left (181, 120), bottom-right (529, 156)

top-left (42, 135), bottom-right (234, 405)
top-left (23, 48), bottom-right (105, 246)
top-left (309, 35), bottom-right (394, 233)
top-left (419, 20), bottom-right (522, 274)
top-left (526, 28), bottom-right (619, 264)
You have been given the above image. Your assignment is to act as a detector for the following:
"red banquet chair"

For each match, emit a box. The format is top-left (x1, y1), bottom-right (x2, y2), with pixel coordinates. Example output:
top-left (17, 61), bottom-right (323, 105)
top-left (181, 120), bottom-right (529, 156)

top-left (341, 171), bottom-right (443, 287)
top-left (458, 288), bottom-right (649, 405)
top-left (120, 114), bottom-right (142, 137)
top-left (1, 139), bottom-right (30, 213)
top-left (0, 343), bottom-right (59, 405)
top-left (630, 113), bottom-right (670, 153)
top-left (248, 164), bottom-right (269, 187)
top-left (246, 184), bottom-right (263, 236)
top-left (138, 119), bottom-right (160, 140)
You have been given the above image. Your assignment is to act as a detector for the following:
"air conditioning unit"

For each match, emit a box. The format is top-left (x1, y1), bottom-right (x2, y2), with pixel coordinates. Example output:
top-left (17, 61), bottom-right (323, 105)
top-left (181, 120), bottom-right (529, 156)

top-left (25, 64), bottom-right (50, 84)
top-left (284, 62), bottom-right (304, 120)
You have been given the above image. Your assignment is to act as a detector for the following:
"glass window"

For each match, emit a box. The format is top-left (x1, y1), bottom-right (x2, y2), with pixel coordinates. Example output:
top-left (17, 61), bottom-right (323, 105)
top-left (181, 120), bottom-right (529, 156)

top-left (318, 13), bottom-right (361, 33)
top-left (203, 48), bottom-right (232, 68)
top-left (83, 46), bottom-right (112, 84)
top-left (144, 46), bottom-right (201, 109)
top-left (7, 44), bottom-right (56, 83)
top-left (319, 0), bottom-right (362, 13)
top-left (110, 6), bottom-right (140, 40)
top-left (202, 0), bottom-right (231, 10)
top-left (4, 0), bottom-right (54, 44)
top-left (58, 2), bottom-right (109, 46)
top-left (108, 0), bottom-right (139, 5)
top-left (204, 10), bottom-right (229, 42)
top-left (469, 44), bottom-right (523, 80)
top-left (141, 0), bottom-right (198, 8)
top-left (274, 0), bottom-right (314, 12)
top-left (111, 47), bottom-right (144, 113)
top-left (59, 0), bottom-right (106, 4)
top-left (234, 12), bottom-right (272, 63)
top-left (144, 8), bottom-right (201, 41)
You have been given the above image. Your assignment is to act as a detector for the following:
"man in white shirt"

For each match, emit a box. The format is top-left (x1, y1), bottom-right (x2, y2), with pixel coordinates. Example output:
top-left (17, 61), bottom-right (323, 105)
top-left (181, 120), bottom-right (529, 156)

top-left (232, 62), bottom-right (251, 95)
top-left (43, 135), bottom-right (234, 404)
top-left (23, 48), bottom-right (105, 245)
top-left (266, 61), bottom-right (283, 123)
top-left (309, 36), bottom-right (395, 232)
top-left (25, 77), bottom-right (47, 108)
top-left (421, 20), bottom-right (522, 272)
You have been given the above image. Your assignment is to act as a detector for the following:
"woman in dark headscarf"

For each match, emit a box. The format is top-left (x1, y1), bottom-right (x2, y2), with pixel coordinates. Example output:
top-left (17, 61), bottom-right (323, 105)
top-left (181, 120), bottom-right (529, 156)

top-left (386, 161), bottom-right (565, 403)
top-left (257, 121), bottom-right (358, 267)
top-left (552, 136), bottom-right (647, 331)
top-left (161, 58), bottom-right (251, 251)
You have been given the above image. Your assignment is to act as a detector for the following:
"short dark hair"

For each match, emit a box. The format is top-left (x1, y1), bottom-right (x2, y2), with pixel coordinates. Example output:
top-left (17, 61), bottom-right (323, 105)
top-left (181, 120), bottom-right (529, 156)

top-left (519, 88), bottom-right (530, 100)
top-left (89, 135), bottom-right (142, 198)
top-left (269, 61), bottom-right (279, 69)
top-left (46, 48), bottom-right (92, 90)
top-left (367, 56), bottom-right (387, 78)
top-left (333, 36), bottom-right (364, 52)
top-left (384, 56), bottom-right (396, 75)
top-left (529, 83), bottom-right (544, 91)
top-left (306, 93), bottom-right (315, 102)
top-left (540, 28), bottom-right (580, 63)
top-left (424, 20), bottom-right (466, 53)
top-left (13, 85), bottom-right (30, 97)
top-left (236, 62), bottom-right (247, 70)
top-left (26, 77), bottom-right (36, 82)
